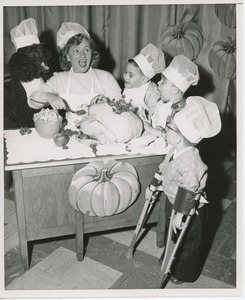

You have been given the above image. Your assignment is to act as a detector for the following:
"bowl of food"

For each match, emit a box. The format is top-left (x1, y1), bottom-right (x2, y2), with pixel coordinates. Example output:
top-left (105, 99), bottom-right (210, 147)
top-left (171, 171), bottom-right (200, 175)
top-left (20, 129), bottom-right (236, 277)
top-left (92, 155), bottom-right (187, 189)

top-left (33, 108), bottom-right (63, 139)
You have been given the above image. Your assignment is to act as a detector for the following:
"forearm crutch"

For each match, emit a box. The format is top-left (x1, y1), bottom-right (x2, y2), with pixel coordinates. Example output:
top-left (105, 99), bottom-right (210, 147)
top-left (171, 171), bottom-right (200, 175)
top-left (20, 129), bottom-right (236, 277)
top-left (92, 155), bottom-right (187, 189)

top-left (158, 211), bottom-right (193, 288)
top-left (126, 169), bottom-right (163, 259)
top-left (126, 190), bottom-right (159, 259)
top-left (158, 187), bottom-right (200, 288)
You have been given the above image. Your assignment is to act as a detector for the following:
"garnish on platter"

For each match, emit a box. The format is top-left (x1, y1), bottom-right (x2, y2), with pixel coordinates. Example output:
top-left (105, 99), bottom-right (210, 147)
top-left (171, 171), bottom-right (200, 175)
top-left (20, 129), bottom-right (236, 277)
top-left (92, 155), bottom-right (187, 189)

top-left (75, 131), bottom-right (99, 144)
top-left (75, 131), bottom-right (101, 155)
top-left (105, 95), bottom-right (139, 115)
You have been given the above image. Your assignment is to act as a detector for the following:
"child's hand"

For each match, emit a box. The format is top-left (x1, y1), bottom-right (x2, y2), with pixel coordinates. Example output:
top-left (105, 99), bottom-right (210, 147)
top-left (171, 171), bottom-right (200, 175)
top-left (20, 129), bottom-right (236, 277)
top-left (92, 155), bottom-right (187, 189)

top-left (138, 108), bottom-right (148, 121)
top-left (172, 212), bottom-right (184, 234)
top-left (144, 123), bottom-right (164, 137)
top-left (145, 186), bottom-right (153, 201)
top-left (160, 130), bottom-right (166, 139)
top-left (158, 126), bottom-right (166, 138)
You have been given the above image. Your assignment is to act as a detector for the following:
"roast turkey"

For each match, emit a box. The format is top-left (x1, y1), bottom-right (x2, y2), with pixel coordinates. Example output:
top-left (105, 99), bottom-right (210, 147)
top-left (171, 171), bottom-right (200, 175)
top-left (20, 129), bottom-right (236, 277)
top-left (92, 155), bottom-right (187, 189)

top-left (79, 102), bottom-right (143, 143)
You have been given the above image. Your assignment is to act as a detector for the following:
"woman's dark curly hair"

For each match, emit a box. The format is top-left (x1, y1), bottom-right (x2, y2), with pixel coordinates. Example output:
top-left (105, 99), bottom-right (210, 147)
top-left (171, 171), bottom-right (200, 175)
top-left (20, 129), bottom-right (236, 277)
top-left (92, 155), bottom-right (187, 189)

top-left (59, 33), bottom-right (100, 71)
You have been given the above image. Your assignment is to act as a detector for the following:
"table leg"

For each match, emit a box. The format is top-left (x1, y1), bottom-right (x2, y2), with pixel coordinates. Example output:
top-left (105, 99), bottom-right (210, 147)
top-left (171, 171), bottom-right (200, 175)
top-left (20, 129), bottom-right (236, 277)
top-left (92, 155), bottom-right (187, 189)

top-left (156, 193), bottom-right (167, 248)
top-left (13, 170), bottom-right (30, 270)
top-left (19, 240), bottom-right (29, 270)
top-left (76, 211), bottom-right (84, 261)
top-left (4, 170), bottom-right (12, 192)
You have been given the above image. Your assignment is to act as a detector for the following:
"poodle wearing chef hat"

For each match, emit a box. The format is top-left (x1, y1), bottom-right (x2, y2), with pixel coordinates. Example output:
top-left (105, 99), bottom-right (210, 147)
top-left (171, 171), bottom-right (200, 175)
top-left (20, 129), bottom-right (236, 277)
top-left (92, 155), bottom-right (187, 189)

top-left (5, 18), bottom-right (53, 129)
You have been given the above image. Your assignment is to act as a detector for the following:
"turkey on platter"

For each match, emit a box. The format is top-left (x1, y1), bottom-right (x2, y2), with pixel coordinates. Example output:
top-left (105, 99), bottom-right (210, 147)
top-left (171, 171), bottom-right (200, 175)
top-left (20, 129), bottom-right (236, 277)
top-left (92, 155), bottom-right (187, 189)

top-left (78, 98), bottom-right (144, 143)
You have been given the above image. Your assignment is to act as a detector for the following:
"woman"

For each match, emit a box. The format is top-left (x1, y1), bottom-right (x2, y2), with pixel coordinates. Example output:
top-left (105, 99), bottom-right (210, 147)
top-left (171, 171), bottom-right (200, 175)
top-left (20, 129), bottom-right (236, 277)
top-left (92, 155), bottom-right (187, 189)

top-left (29, 22), bottom-right (121, 130)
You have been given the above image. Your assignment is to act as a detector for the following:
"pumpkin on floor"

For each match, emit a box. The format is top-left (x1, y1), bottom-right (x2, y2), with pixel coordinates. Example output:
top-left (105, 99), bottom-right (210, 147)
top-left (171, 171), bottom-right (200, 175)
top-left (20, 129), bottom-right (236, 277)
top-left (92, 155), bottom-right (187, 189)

top-left (159, 22), bottom-right (203, 61)
top-left (208, 37), bottom-right (236, 80)
top-left (68, 160), bottom-right (140, 217)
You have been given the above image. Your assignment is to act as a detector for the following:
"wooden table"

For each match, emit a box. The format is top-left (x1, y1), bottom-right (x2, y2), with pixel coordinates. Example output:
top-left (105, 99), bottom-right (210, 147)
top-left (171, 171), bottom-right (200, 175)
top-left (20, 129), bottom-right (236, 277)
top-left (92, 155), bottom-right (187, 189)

top-left (5, 132), bottom-right (164, 270)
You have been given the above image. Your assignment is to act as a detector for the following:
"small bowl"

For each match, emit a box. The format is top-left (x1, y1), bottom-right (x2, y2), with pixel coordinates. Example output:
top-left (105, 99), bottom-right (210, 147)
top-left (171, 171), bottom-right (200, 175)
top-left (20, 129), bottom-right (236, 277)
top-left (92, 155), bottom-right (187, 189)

top-left (34, 117), bottom-right (63, 139)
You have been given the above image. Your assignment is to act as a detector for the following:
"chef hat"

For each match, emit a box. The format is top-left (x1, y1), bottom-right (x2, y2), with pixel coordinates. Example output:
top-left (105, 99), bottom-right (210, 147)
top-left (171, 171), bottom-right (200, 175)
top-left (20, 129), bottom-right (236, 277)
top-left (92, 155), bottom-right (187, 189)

top-left (174, 96), bottom-right (221, 144)
top-left (57, 22), bottom-right (90, 50)
top-left (10, 18), bottom-right (40, 51)
top-left (133, 43), bottom-right (166, 79)
top-left (162, 54), bottom-right (199, 93)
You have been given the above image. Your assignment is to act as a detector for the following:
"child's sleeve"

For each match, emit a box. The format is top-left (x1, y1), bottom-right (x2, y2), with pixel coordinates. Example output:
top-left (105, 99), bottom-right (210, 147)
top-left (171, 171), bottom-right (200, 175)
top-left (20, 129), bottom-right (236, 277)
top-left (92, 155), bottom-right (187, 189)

top-left (179, 156), bottom-right (208, 195)
top-left (144, 82), bottom-right (161, 118)
top-left (96, 70), bottom-right (122, 100)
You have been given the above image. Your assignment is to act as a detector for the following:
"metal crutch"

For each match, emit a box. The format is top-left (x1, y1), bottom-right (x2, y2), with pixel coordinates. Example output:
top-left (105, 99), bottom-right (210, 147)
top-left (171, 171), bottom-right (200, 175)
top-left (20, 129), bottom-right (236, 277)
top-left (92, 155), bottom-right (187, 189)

top-left (125, 189), bottom-right (159, 259)
top-left (157, 210), bottom-right (194, 288)
top-left (126, 170), bottom-right (163, 259)
top-left (158, 188), bottom-right (200, 288)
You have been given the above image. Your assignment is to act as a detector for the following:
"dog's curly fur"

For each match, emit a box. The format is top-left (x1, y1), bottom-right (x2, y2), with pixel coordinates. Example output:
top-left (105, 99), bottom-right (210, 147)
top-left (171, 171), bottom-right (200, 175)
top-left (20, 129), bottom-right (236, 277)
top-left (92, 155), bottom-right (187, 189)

top-left (5, 43), bottom-right (54, 129)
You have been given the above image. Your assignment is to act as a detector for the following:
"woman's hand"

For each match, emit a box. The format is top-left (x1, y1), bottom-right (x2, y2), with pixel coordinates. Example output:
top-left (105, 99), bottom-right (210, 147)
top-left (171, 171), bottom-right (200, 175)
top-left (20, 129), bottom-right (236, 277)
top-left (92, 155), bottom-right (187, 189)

top-left (90, 94), bottom-right (108, 105)
top-left (46, 93), bottom-right (66, 110)
top-left (172, 212), bottom-right (184, 234)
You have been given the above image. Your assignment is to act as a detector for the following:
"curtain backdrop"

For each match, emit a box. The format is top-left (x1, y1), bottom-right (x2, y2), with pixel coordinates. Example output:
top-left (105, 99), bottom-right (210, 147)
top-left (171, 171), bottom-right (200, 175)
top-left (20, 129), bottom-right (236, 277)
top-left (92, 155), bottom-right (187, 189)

top-left (3, 4), bottom-right (237, 115)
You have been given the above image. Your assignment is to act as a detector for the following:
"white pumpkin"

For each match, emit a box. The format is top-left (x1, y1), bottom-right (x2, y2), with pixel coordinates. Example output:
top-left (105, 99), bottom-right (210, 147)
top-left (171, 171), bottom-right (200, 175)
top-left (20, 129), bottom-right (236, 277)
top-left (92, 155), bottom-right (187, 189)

top-left (68, 160), bottom-right (140, 217)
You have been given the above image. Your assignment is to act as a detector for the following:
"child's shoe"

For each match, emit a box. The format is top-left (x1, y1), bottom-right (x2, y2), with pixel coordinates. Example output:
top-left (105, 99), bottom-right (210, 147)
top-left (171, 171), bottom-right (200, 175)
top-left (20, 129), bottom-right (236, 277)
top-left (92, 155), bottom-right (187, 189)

top-left (170, 276), bottom-right (184, 285)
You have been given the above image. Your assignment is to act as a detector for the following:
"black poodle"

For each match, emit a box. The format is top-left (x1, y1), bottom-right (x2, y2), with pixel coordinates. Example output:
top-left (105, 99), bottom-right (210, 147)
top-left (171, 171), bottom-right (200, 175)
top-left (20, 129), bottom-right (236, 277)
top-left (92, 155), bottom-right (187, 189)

top-left (4, 43), bottom-right (54, 129)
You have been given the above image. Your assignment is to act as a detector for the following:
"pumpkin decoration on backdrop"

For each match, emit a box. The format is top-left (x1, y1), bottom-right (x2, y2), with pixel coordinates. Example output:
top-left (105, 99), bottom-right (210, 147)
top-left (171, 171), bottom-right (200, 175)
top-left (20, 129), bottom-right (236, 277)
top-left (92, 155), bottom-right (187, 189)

top-left (208, 37), bottom-right (236, 80)
top-left (68, 160), bottom-right (140, 217)
top-left (159, 22), bottom-right (203, 61)
top-left (215, 4), bottom-right (236, 28)
top-left (78, 97), bottom-right (143, 143)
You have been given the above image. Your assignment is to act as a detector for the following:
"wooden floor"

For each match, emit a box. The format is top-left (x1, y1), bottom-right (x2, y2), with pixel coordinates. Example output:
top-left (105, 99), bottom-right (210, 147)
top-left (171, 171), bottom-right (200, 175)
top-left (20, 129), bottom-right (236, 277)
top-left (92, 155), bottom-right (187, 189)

top-left (3, 153), bottom-right (239, 297)
top-left (6, 247), bottom-right (122, 290)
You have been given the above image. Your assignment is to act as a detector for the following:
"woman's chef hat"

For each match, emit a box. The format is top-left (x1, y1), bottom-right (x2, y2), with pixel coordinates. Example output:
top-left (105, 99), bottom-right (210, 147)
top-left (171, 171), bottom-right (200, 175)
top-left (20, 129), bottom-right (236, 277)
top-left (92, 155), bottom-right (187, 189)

top-left (57, 22), bottom-right (90, 50)
top-left (10, 18), bottom-right (40, 51)
top-left (174, 96), bottom-right (221, 144)
top-left (162, 54), bottom-right (199, 93)
top-left (133, 43), bottom-right (166, 79)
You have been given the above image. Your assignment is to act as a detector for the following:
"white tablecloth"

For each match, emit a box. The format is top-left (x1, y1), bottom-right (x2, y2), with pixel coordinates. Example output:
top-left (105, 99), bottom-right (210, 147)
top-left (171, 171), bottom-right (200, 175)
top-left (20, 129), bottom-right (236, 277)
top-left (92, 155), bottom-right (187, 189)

top-left (4, 129), bottom-right (171, 165)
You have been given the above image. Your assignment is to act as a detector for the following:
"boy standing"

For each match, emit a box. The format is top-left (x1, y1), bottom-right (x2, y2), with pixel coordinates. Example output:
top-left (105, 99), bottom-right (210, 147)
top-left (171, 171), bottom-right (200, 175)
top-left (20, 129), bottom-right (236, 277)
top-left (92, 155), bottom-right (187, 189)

top-left (158, 96), bottom-right (221, 284)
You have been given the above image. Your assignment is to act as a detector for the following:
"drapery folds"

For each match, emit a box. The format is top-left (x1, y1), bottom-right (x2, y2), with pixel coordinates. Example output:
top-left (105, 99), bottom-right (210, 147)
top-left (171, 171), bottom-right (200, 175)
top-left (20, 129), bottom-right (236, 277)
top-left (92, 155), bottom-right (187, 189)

top-left (4, 4), bottom-right (237, 115)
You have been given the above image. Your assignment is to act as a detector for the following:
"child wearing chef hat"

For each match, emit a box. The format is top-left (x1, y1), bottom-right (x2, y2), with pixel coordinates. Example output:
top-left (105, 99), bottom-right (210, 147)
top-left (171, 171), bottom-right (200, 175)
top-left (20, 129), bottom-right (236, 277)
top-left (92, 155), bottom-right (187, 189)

top-left (152, 54), bottom-right (200, 136)
top-left (157, 96), bottom-right (221, 284)
top-left (122, 43), bottom-right (166, 135)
